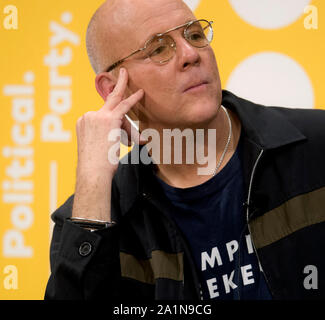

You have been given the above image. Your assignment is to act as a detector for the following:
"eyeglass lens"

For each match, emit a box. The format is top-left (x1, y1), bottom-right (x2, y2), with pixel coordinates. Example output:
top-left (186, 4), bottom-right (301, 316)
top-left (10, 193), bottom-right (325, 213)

top-left (146, 20), bottom-right (213, 64)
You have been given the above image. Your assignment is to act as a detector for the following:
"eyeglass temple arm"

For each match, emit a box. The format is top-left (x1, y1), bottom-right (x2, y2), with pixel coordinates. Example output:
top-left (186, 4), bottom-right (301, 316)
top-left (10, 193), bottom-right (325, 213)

top-left (105, 48), bottom-right (144, 72)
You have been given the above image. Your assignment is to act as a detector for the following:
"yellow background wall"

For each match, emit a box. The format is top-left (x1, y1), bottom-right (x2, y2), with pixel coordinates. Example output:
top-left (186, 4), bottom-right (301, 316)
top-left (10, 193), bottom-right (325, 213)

top-left (0, 0), bottom-right (324, 299)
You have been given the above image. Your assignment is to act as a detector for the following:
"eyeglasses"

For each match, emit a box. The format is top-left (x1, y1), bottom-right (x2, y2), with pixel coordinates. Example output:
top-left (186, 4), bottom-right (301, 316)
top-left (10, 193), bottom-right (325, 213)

top-left (104, 19), bottom-right (214, 73)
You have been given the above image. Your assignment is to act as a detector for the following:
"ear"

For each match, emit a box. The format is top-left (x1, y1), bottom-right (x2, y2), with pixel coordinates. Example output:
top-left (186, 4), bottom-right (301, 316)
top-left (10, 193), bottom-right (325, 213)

top-left (95, 72), bottom-right (116, 101)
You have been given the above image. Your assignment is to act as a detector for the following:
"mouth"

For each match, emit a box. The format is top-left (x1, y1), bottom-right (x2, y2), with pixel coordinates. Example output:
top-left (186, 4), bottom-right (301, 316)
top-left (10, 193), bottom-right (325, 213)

top-left (184, 81), bottom-right (209, 93)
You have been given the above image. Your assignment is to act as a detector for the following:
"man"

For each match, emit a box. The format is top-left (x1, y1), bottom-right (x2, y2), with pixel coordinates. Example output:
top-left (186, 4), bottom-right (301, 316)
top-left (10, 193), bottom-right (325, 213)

top-left (45, 0), bottom-right (325, 300)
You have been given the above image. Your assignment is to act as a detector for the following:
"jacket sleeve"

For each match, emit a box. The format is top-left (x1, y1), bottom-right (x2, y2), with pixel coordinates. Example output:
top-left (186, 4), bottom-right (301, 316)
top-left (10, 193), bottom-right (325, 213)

top-left (44, 179), bottom-right (122, 300)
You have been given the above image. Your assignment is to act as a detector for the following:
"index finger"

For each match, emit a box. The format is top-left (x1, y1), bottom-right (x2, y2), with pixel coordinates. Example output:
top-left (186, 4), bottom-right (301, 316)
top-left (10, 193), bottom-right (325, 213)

top-left (104, 68), bottom-right (128, 110)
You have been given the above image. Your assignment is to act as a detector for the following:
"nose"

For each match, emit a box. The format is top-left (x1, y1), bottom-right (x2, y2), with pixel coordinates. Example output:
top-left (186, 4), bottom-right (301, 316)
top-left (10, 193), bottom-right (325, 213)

top-left (176, 37), bottom-right (200, 70)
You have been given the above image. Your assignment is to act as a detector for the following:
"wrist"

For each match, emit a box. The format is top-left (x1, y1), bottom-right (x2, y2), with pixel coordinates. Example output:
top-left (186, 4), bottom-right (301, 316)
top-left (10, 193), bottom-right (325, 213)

top-left (72, 173), bottom-right (113, 221)
top-left (76, 165), bottom-right (115, 181)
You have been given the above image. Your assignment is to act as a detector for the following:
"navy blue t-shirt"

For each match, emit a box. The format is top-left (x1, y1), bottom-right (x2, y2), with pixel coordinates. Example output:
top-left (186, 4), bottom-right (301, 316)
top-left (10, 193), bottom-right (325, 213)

top-left (156, 142), bottom-right (272, 300)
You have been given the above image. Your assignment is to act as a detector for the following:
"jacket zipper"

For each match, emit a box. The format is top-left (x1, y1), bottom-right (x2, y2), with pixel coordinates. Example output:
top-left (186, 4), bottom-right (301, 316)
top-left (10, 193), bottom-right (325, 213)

top-left (245, 149), bottom-right (274, 297)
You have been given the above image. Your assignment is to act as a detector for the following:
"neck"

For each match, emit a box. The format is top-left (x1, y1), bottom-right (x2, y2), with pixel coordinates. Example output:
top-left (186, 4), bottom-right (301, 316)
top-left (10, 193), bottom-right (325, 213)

top-left (146, 106), bottom-right (242, 188)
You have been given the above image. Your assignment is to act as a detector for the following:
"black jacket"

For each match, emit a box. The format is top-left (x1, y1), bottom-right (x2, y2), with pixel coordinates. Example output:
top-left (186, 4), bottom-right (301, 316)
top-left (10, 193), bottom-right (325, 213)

top-left (45, 90), bottom-right (325, 300)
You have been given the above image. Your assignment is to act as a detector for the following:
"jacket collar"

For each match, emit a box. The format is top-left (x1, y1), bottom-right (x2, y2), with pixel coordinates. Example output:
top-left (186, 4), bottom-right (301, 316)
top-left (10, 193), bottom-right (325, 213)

top-left (116, 90), bottom-right (307, 217)
top-left (222, 90), bottom-right (306, 150)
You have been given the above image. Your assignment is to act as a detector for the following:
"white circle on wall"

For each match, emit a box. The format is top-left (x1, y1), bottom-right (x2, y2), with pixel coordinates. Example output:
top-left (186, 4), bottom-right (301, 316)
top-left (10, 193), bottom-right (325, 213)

top-left (228, 0), bottom-right (311, 29)
top-left (183, 0), bottom-right (202, 11)
top-left (226, 52), bottom-right (314, 109)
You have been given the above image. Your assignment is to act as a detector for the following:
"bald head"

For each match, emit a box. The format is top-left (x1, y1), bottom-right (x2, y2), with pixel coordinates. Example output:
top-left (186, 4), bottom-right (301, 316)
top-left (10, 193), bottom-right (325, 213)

top-left (86, 0), bottom-right (194, 74)
top-left (86, 0), bottom-right (116, 74)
